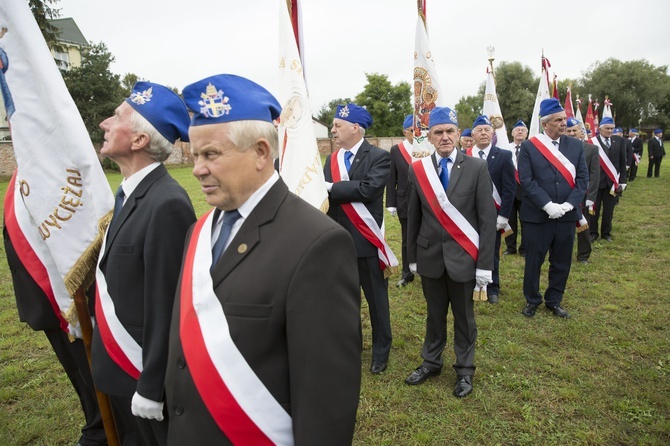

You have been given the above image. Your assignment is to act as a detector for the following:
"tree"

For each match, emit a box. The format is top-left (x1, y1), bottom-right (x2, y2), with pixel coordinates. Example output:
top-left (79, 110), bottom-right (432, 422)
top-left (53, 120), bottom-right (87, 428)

top-left (61, 42), bottom-right (125, 144)
top-left (121, 73), bottom-right (142, 97)
top-left (354, 73), bottom-right (412, 137)
top-left (29, 0), bottom-right (62, 50)
top-left (455, 86), bottom-right (484, 132)
top-left (316, 97), bottom-right (352, 131)
top-left (491, 61), bottom-right (538, 132)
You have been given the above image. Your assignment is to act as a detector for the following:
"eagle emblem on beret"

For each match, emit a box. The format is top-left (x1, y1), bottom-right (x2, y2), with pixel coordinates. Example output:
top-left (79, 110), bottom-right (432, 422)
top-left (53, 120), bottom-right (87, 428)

top-left (130, 87), bottom-right (153, 105)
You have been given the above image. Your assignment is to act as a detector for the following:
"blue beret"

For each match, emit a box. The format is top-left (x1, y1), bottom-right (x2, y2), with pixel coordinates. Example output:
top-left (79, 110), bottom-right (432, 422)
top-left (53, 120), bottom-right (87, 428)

top-left (539, 98), bottom-right (564, 118)
top-left (630, 128), bottom-right (638, 133)
top-left (599, 117), bottom-right (615, 126)
top-left (613, 127), bottom-right (623, 134)
top-left (335, 103), bottom-right (372, 129)
top-left (461, 128), bottom-right (472, 137)
top-left (125, 81), bottom-right (190, 143)
top-left (183, 74), bottom-right (281, 126)
top-left (429, 107), bottom-right (458, 128)
top-left (586, 129), bottom-right (593, 135)
top-left (567, 117), bottom-right (580, 128)
top-left (403, 114), bottom-right (414, 130)
top-left (513, 119), bottom-right (527, 129)
top-left (654, 128), bottom-right (663, 134)
top-left (472, 115), bottom-right (492, 128)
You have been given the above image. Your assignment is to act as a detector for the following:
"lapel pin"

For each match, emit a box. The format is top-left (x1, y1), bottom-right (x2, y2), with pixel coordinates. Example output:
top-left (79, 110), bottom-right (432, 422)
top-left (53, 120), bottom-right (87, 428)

top-left (237, 244), bottom-right (248, 254)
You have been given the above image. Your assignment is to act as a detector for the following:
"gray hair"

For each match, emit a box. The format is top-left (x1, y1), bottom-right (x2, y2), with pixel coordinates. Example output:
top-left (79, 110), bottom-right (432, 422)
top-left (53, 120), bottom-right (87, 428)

top-left (227, 120), bottom-right (279, 158)
top-left (129, 111), bottom-right (174, 162)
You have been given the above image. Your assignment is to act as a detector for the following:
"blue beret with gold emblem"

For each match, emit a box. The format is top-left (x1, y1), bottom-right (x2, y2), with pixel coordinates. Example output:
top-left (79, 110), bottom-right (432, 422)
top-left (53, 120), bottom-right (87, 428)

top-left (513, 119), bottom-right (527, 129)
top-left (539, 98), bottom-right (564, 118)
top-left (335, 103), bottom-right (373, 129)
top-left (125, 81), bottom-right (190, 143)
top-left (599, 117), bottom-right (614, 126)
top-left (403, 114), bottom-right (414, 130)
top-left (461, 128), bottom-right (472, 137)
top-left (183, 74), bottom-right (281, 126)
top-left (613, 127), bottom-right (623, 134)
top-left (429, 107), bottom-right (458, 128)
top-left (472, 115), bottom-right (492, 128)
top-left (567, 117), bottom-right (580, 128)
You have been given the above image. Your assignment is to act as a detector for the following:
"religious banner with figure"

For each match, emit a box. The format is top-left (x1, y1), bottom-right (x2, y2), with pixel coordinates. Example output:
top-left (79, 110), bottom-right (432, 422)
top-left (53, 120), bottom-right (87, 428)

top-left (0, 0), bottom-right (114, 333)
top-left (277, 0), bottom-right (329, 212)
top-left (529, 56), bottom-right (551, 137)
top-left (412, 0), bottom-right (445, 159)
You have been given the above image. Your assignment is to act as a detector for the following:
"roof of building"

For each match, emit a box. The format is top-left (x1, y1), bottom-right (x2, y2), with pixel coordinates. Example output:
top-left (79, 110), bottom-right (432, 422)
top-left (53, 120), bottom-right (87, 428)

top-left (48, 18), bottom-right (88, 46)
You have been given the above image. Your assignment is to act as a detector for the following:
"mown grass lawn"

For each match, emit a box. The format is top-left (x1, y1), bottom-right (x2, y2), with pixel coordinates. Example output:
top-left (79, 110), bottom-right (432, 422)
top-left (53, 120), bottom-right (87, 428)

top-left (0, 157), bottom-right (668, 445)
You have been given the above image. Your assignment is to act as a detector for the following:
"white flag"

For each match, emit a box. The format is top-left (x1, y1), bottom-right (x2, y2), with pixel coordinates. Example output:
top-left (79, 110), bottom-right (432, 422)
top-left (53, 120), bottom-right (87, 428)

top-left (602, 97), bottom-right (613, 119)
top-left (483, 68), bottom-right (510, 148)
top-left (0, 0), bottom-right (113, 330)
top-left (529, 59), bottom-right (551, 137)
top-left (412, 14), bottom-right (445, 158)
top-left (277, 0), bottom-right (328, 212)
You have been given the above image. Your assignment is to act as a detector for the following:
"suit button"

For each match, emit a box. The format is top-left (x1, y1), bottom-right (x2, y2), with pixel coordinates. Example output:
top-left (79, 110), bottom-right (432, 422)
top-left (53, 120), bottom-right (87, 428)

top-left (177, 358), bottom-right (185, 369)
top-left (174, 405), bottom-right (184, 416)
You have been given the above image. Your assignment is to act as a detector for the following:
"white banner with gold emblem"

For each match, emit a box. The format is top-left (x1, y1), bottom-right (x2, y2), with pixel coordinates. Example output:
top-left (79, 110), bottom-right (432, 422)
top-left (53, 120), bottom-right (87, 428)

top-left (483, 68), bottom-right (510, 149)
top-left (277, 0), bottom-right (329, 212)
top-left (0, 0), bottom-right (114, 329)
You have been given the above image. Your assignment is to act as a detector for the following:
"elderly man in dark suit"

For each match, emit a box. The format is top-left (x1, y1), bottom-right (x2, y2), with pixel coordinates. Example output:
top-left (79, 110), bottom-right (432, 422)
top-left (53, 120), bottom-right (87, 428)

top-left (565, 118), bottom-right (600, 264)
top-left (404, 107), bottom-right (496, 398)
top-left (505, 119), bottom-right (529, 257)
top-left (165, 74), bottom-right (361, 445)
top-left (648, 129), bottom-right (665, 177)
top-left (628, 128), bottom-right (643, 181)
top-left (387, 114), bottom-right (416, 287)
top-left (324, 103), bottom-right (395, 375)
top-left (518, 99), bottom-right (588, 319)
top-left (589, 117), bottom-right (627, 242)
top-left (469, 115), bottom-right (516, 304)
top-left (92, 82), bottom-right (197, 446)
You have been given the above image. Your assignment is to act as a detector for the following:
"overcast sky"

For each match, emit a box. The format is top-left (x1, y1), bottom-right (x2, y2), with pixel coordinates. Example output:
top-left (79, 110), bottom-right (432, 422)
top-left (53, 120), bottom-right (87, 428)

top-left (57, 0), bottom-right (670, 117)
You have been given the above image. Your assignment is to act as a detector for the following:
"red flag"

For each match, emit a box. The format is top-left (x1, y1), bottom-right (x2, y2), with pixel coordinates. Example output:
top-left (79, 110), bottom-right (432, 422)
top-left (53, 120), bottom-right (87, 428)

top-left (585, 95), bottom-right (596, 135)
top-left (552, 74), bottom-right (559, 100)
top-left (564, 86), bottom-right (574, 119)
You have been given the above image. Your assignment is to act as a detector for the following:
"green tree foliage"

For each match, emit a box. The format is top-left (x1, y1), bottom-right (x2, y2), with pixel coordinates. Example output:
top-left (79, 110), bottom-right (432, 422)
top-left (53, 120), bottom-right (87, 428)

top-left (354, 73), bottom-right (412, 137)
top-left (492, 61), bottom-right (538, 131)
top-left (29, 0), bottom-right (62, 50)
top-left (120, 73), bottom-right (142, 97)
top-left (61, 42), bottom-right (125, 144)
top-left (316, 97), bottom-right (352, 131)
top-left (455, 85), bottom-right (484, 131)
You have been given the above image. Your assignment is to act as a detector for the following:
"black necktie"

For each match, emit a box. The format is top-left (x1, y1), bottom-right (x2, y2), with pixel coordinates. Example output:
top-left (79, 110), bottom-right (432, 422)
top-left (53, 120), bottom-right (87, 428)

top-left (112, 185), bottom-right (125, 223)
top-left (479, 150), bottom-right (485, 159)
top-left (515, 145), bottom-right (520, 157)
top-left (211, 210), bottom-right (241, 269)
top-left (605, 138), bottom-right (611, 148)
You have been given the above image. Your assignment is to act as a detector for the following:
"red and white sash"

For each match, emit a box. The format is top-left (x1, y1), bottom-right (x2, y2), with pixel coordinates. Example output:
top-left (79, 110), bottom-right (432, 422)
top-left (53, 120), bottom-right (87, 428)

top-left (412, 157), bottom-right (479, 261)
top-left (633, 153), bottom-right (641, 165)
top-left (398, 140), bottom-right (413, 165)
top-left (180, 210), bottom-right (293, 445)
top-left (589, 137), bottom-right (619, 195)
top-left (95, 231), bottom-right (142, 379)
top-left (330, 149), bottom-right (398, 273)
top-left (529, 135), bottom-right (576, 188)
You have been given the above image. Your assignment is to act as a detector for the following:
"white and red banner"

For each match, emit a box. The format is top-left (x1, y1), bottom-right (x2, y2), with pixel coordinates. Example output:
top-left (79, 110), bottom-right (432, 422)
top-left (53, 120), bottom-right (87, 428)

top-left (180, 210), bottom-right (294, 445)
top-left (277, 0), bottom-right (329, 212)
top-left (0, 0), bottom-right (114, 332)
top-left (412, 1), bottom-right (445, 158)
top-left (483, 66), bottom-right (510, 149)
top-left (564, 86), bottom-right (575, 119)
top-left (529, 56), bottom-right (552, 137)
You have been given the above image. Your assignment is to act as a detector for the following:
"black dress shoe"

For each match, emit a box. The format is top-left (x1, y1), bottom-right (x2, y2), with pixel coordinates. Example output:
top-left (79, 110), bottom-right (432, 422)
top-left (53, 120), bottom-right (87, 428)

top-left (405, 365), bottom-right (440, 385)
top-left (590, 234), bottom-right (599, 243)
top-left (370, 361), bottom-right (387, 374)
top-left (547, 305), bottom-right (570, 318)
top-left (578, 259), bottom-right (588, 264)
top-left (503, 249), bottom-right (516, 256)
top-left (396, 278), bottom-right (413, 287)
top-left (487, 294), bottom-right (499, 304)
top-left (453, 375), bottom-right (473, 398)
top-left (603, 235), bottom-right (613, 242)
top-left (522, 303), bottom-right (539, 317)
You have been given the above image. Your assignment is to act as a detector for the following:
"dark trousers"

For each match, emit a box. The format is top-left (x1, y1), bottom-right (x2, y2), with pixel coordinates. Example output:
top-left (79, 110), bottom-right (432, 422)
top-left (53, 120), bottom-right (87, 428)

top-left (647, 157), bottom-right (662, 177)
top-left (577, 198), bottom-right (592, 261)
top-left (358, 256), bottom-right (392, 364)
top-left (490, 231), bottom-right (501, 296)
top-left (398, 217), bottom-right (414, 281)
top-left (522, 220), bottom-right (575, 307)
top-left (590, 188), bottom-right (617, 238)
top-left (108, 395), bottom-right (168, 446)
top-left (629, 162), bottom-right (638, 180)
top-left (420, 271), bottom-right (477, 376)
top-left (505, 197), bottom-right (524, 254)
top-left (45, 329), bottom-right (106, 446)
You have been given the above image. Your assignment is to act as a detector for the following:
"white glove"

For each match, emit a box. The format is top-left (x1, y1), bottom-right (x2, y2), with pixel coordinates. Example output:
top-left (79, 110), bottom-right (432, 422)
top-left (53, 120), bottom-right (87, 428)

top-left (131, 391), bottom-right (164, 421)
top-left (387, 207), bottom-right (398, 217)
top-left (325, 182), bottom-right (333, 192)
top-left (68, 323), bottom-right (82, 339)
top-left (585, 200), bottom-right (594, 208)
top-left (496, 215), bottom-right (509, 231)
top-left (409, 263), bottom-right (417, 274)
top-left (559, 202), bottom-right (574, 213)
top-left (543, 202), bottom-right (565, 219)
top-left (475, 268), bottom-right (492, 288)
top-left (619, 183), bottom-right (627, 192)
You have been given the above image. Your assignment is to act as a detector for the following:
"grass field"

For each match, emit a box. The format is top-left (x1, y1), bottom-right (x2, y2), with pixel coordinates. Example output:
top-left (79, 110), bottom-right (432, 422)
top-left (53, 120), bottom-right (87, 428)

top-left (0, 158), bottom-right (668, 445)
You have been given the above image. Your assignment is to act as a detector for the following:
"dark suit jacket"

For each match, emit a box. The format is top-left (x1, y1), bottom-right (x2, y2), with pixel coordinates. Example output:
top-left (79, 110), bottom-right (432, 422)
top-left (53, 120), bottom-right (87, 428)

top-left (595, 135), bottom-right (627, 189)
top-left (324, 139), bottom-right (391, 258)
top-left (631, 136), bottom-right (643, 156)
top-left (385, 141), bottom-right (412, 218)
top-left (165, 179), bottom-right (361, 445)
top-left (518, 135), bottom-right (588, 223)
top-left (484, 146), bottom-right (516, 219)
top-left (623, 137), bottom-right (634, 167)
top-left (91, 164), bottom-right (196, 401)
top-left (649, 136), bottom-right (666, 158)
top-left (583, 141), bottom-right (600, 203)
top-left (407, 151), bottom-right (496, 281)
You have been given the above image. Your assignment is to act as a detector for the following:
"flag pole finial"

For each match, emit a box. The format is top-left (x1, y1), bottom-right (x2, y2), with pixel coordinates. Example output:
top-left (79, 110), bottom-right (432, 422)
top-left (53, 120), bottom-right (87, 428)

top-left (487, 46), bottom-right (496, 81)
